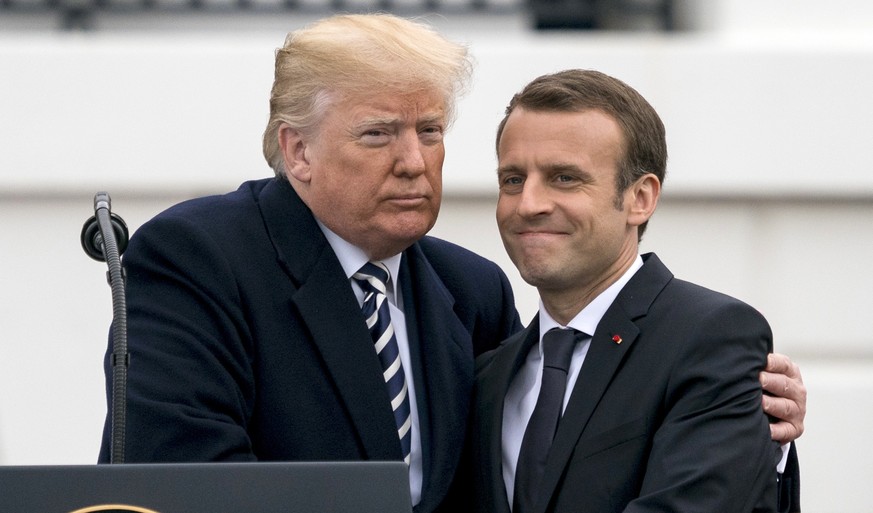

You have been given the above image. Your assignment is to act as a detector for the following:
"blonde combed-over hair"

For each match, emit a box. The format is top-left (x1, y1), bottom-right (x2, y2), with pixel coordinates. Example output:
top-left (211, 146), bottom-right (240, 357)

top-left (262, 13), bottom-right (474, 175)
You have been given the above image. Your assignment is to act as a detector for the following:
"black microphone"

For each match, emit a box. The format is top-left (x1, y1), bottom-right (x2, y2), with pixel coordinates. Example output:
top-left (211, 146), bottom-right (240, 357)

top-left (81, 192), bottom-right (129, 261)
top-left (81, 191), bottom-right (130, 464)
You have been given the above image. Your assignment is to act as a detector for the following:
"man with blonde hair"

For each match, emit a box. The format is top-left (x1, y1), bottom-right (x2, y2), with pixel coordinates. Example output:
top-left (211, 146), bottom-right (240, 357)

top-left (100, 14), bottom-right (520, 513)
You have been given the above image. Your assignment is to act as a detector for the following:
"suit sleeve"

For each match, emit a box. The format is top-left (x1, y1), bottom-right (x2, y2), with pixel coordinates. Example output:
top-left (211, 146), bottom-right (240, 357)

top-left (626, 300), bottom-right (778, 513)
top-left (98, 213), bottom-right (257, 463)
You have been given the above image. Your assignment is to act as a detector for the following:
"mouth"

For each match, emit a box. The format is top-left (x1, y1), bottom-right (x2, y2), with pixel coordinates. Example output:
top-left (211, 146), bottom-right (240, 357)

top-left (515, 227), bottom-right (566, 236)
top-left (513, 229), bottom-right (568, 243)
top-left (387, 193), bottom-right (430, 207)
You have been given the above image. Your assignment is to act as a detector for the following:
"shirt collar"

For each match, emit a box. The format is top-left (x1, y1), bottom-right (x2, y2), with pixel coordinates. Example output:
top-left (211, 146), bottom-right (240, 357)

top-left (539, 255), bottom-right (644, 340)
top-left (316, 220), bottom-right (402, 299)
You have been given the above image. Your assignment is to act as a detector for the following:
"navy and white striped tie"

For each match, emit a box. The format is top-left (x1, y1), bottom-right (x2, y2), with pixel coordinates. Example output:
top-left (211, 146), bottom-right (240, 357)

top-left (353, 262), bottom-right (412, 464)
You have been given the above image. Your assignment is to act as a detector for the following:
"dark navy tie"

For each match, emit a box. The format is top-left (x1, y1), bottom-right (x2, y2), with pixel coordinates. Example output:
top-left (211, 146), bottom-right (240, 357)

top-left (353, 262), bottom-right (412, 464)
top-left (513, 328), bottom-right (581, 513)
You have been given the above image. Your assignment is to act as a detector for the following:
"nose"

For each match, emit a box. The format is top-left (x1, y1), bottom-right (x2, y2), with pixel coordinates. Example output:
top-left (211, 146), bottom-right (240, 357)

top-left (515, 176), bottom-right (552, 217)
top-left (393, 131), bottom-right (427, 177)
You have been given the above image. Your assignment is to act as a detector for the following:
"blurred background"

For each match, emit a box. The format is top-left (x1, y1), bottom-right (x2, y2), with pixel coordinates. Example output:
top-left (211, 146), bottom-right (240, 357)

top-left (1, 1), bottom-right (871, 510)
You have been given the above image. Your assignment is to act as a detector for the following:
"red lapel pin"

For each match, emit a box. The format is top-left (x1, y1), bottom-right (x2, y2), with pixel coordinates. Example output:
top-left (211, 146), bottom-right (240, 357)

top-left (612, 335), bottom-right (622, 344)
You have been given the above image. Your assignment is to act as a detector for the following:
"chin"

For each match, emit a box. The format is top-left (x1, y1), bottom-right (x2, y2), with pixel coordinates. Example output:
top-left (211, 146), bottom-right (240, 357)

top-left (517, 266), bottom-right (554, 289)
top-left (371, 227), bottom-right (431, 258)
top-left (393, 215), bottom-right (436, 238)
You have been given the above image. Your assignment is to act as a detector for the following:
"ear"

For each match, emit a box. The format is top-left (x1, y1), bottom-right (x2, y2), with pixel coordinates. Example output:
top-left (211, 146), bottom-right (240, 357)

top-left (626, 173), bottom-right (660, 228)
top-left (278, 123), bottom-right (312, 184)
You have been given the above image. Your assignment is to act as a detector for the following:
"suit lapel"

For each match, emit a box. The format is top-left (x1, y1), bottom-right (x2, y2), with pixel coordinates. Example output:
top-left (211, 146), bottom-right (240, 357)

top-left (476, 319), bottom-right (542, 513)
top-left (401, 242), bottom-right (473, 512)
top-left (293, 254), bottom-right (402, 459)
top-left (256, 178), bottom-right (401, 460)
top-left (533, 254), bottom-right (673, 513)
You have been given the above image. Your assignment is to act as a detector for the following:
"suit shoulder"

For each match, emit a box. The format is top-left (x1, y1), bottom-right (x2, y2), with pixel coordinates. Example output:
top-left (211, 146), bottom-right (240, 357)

top-left (417, 235), bottom-right (506, 278)
top-left (134, 179), bottom-right (271, 243)
top-left (663, 277), bottom-right (763, 315)
top-left (631, 256), bottom-right (771, 337)
top-left (650, 277), bottom-right (773, 348)
top-left (149, 179), bottom-right (268, 224)
top-left (417, 235), bottom-right (491, 261)
top-left (416, 235), bottom-right (523, 354)
top-left (126, 178), bottom-right (274, 266)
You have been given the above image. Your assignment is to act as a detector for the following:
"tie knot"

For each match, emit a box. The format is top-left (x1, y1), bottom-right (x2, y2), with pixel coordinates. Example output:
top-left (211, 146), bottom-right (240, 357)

top-left (542, 328), bottom-right (580, 373)
top-left (353, 261), bottom-right (390, 295)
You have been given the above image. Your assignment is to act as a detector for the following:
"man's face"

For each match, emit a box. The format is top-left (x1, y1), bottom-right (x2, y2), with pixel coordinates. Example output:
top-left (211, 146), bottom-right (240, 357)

top-left (496, 107), bottom-right (642, 303)
top-left (287, 89), bottom-right (446, 260)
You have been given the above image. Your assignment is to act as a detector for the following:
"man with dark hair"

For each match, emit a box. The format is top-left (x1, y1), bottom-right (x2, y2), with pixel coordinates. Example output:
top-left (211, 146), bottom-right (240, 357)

top-left (470, 69), bottom-right (800, 513)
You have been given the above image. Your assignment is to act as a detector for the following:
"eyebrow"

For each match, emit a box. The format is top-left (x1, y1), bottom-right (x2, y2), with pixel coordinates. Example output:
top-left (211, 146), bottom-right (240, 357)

top-left (354, 117), bottom-right (400, 129)
top-left (417, 113), bottom-right (445, 125)
top-left (496, 164), bottom-right (523, 176)
top-left (355, 111), bottom-right (445, 128)
top-left (547, 162), bottom-right (586, 174)
top-left (497, 161), bottom-right (581, 173)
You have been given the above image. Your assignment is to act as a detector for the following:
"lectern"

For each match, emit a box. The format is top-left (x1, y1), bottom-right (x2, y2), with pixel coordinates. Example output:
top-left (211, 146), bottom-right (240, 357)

top-left (0, 461), bottom-right (413, 513)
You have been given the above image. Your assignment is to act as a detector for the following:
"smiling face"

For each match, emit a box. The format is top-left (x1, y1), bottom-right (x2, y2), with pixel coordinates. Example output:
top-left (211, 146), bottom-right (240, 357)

top-left (280, 88), bottom-right (447, 260)
top-left (496, 107), bottom-right (657, 320)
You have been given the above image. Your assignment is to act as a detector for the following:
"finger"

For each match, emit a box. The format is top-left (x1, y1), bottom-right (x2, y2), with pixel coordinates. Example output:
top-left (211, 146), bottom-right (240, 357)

top-left (760, 372), bottom-right (808, 424)
top-left (760, 368), bottom-right (809, 408)
top-left (760, 371), bottom-right (794, 399)
top-left (769, 420), bottom-right (799, 446)
top-left (765, 353), bottom-right (803, 383)
top-left (762, 394), bottom-right (804, 440)
top-left (762, 394), bottom-right (796, 420)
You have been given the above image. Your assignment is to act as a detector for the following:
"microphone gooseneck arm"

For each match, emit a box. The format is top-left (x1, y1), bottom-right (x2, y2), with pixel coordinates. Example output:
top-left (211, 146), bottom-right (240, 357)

top-left (81, 192), bottom-right (130, 464)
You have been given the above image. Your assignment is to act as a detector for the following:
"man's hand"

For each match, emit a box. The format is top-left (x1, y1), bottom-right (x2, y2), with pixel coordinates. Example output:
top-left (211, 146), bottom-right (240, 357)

top-left (760, 352), bottom-right (807, 444)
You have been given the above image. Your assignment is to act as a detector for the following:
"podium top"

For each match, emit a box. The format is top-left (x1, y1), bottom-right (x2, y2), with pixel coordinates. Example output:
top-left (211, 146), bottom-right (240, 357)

top-left (0, 461), bottom-right (413, 513)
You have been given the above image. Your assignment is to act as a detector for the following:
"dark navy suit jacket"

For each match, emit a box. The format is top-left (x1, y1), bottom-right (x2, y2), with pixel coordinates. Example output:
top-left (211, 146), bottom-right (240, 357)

top-left (98, 177), bottom-right (522, 513)
top-left (469, 254), bottom-right (795, 513)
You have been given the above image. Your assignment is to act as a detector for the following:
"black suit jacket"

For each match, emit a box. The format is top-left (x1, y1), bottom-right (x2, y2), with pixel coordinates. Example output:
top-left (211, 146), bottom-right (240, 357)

top-left (98, 177), bottom-right (522, 513)
top-left (470, 253), bottom-right (785, 513)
